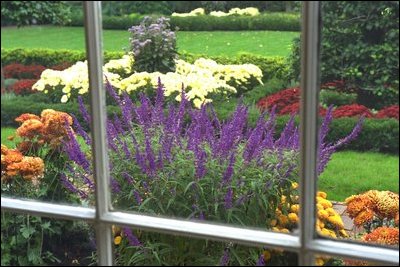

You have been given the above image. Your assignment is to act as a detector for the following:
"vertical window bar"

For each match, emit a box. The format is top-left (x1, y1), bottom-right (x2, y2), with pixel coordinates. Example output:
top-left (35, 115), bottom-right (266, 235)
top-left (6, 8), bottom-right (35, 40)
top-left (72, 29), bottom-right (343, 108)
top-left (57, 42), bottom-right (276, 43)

top-left (83, 2), bottom-right (113, 265)
top-left (299, 1), bottom-right (321, 266)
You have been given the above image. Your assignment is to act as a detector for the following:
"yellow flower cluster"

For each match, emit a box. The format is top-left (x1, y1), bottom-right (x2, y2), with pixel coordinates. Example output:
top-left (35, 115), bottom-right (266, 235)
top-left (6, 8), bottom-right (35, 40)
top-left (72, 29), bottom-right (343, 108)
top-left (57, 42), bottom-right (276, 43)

top-left (171, 8), bottom-right (205, 17)
top-left (33, 60), bottom-right (122, 103)
top-left (345, 190), bottom-right (399, 227)
top-left (270, 183), bottom-right (348, 239)
top-left (104, 54), bottom-right (134, 76)
top-left (268, 183), bottom-right (347, 266)
top-left (210, 7), bottom-right (260, 17)
top-left (34, 56), bottom-right (263, 108)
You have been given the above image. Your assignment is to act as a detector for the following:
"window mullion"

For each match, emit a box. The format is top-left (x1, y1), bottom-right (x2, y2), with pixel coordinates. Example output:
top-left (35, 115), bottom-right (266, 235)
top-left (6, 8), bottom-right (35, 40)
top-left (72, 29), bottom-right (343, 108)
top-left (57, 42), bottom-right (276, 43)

top-left (299, 1), bottom-right (321, 265)
top-left (83, 1), bottom-right (113, 266)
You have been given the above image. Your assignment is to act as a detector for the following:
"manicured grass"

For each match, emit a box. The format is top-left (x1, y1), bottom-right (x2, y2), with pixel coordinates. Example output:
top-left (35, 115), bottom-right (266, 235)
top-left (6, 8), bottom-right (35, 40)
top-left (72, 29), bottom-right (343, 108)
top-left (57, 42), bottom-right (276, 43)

top-left (2, 127), bottom-right (398, 202)
top-left (1, 127), bottom-right (19, 148)
top-left (1, 26), bottom-right (299, 57)
top-left (319, 151), bottom-right (399, 202)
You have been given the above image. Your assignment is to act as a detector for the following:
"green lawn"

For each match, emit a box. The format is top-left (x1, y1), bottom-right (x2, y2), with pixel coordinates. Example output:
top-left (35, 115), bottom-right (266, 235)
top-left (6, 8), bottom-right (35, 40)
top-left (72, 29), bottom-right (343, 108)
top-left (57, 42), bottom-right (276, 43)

top-left (1, 26), bottom-right (299, 57)
top-left (319, 151), bottom-right (399, 202)
top-left (2, 127), bottom-right (398, 202)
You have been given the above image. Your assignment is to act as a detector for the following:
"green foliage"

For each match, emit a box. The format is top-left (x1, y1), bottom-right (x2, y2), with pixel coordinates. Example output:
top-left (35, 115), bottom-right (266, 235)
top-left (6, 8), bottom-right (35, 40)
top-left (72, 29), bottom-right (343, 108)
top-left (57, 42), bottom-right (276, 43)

top-left (320, 90), bottom-right (357, 107)
top-left (1, 48), bottom-right (123, 67)
top-left (288, 2), bottom-right (399, 108)
top-left (67, 12), bottom-right (300, 31)
top-left (1, 48), bottom-right (289, 82)
top-left (102, 1), bottom-right (172, 16)
top-left (1, 1), bottom-right (71, 26)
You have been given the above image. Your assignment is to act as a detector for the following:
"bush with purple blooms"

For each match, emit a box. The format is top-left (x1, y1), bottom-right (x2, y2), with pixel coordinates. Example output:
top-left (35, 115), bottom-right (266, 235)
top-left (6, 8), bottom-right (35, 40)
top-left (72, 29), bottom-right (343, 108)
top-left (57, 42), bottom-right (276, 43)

top-left (129, 16), bottom-right (178, 73)
top-left (59, 80), bottom-right (364, 265)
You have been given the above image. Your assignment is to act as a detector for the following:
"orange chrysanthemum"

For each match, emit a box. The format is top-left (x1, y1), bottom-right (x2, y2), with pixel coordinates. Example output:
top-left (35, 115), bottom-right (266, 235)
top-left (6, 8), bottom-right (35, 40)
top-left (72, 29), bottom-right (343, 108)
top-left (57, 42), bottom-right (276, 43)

top-left (7, 156), bottom-right (44, 183)
top-left (353, 209), bottom-right (374, 227)
top-left (395, 212), bottom-right (399, 226)
top-left (363, 227), bottom-right (399, 246)
top-left (345, 195), bottom-right (373, 218)
top-left (16, 119), bottom-right (44, 138)
top-left (375, 191), bottom-right (399, 219)
top-left (15, 113), bottom-right (41, 123)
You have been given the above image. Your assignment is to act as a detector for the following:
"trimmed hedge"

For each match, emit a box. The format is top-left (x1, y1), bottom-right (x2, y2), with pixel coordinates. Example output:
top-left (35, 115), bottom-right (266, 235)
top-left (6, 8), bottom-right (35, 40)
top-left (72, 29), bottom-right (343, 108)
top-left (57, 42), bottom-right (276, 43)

top-left (68, 13), bottom-right (300, 31)
top-left (2, 93), bottom-right (398, 154)
top-left (1, 48), bottom-right (289, 81)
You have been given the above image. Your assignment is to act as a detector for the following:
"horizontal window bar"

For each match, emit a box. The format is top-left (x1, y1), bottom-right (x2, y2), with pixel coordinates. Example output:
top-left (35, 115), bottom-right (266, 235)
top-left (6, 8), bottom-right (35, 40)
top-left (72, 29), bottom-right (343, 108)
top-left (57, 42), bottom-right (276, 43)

top-left (309, 239), bottom-right (399, 265)
top-left (1, 197), bottom-right (95, 221)
top-left (101, 211), bottom-right (301, 251)
top-left (2, 197), bottom-right (398, 265)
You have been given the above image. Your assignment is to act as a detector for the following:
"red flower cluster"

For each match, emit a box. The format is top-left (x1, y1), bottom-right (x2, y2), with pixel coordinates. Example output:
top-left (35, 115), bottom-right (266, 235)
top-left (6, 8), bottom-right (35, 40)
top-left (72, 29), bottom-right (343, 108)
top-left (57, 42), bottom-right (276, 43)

top-left (278, 102), bottom-right (328, 116)
top-left (3, 63), bottom-right (46, 79)
top-left (257, 87), bottom-right (300, 112)
top-left (10, 79), bottom-right (38, 95)
top-left (332, 104), bottom-right (373, 118)
top-left (376, 105), bottom-right (399, 120)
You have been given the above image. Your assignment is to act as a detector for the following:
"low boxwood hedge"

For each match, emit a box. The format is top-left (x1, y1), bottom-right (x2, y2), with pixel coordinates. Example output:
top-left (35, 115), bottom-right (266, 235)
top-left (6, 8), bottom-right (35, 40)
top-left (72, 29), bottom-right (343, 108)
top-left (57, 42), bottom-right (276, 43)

top-left (1, 48), bottom-right (290, 81)
top-left (68, 12), bottom-right (300, 32)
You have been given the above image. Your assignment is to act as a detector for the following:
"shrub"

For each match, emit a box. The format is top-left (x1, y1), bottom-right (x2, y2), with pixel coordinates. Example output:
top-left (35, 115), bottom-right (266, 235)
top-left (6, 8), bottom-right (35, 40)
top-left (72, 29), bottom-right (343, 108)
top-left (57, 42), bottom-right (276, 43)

top-left (129, 16), bottom-right (178, 73)
top-left (66, 12), bottom-right (300, 31)
top-left (56, 82), bottom-right (360, 265)
top-left (1, 1), bottom-right (71, 26)
top-left (332, 104), bottom-right (373, 119)
top-left (376, 105), bottom-right (399, 120)
top-left (3, 63), bottom-right (45, 79)
top-left (10, 79), bottom-right (38, 96)
top-left (320, 90), bottom-right (357, 107)
top-left (288, 2), bottom-right (399, 107)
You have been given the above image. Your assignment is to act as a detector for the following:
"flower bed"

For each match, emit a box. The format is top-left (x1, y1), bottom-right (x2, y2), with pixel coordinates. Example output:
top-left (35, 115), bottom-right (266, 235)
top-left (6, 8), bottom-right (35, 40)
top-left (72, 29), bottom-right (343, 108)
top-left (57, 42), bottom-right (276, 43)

top-left (33, 56), bottom-right (263, 108)
top-left (1, 80), bottom-right (367, 265)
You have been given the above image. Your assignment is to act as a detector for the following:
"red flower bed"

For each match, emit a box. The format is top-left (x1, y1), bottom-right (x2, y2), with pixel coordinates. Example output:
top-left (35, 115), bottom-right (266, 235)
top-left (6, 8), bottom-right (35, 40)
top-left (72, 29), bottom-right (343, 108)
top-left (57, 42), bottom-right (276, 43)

top-left (10, 79), bottom-right (38, 95)
top-left (279, 102), bottom-right (327, 116)
top-left (4, 64), bottom-right (46, 79)
top-left (376, 105), bottom-right (399, 120)
top-left (257, 87), bottom-right (300, 112)
top-left (332, 104), bottom-right (373, 118)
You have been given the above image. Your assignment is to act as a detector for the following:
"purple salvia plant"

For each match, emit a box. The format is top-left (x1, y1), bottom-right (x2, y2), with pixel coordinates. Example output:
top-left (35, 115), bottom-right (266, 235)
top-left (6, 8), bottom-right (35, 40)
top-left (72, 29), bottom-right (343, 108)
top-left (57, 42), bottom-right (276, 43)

top-left (78, 96), bottom-right (91, 125)
top-left (123, 227), bottom-right (142, 247)
top-left (133, 190), bottom-right (143, 205)
top-left (122, 172), bottom-right (134, 185)
top-left (63, 122), bottom-right (91, 173)
top-left (222, 154), bottom-right (236, 185)
top-left (219, 248), bottom-right (230, 266)
top-left (71, 114), bottom-right (91, 146)
top-left (60, 173), bottom-right (88, 199)
top-left (243, 115), bottom-right (265, 162)
top-left (194, 148), bottom-right (207, 179)
top-left (256, 254), bottom-right (265, 266)
top-left (110, 176), bottom-right (121, 193)
top-left (224, 187), bottom-right (233, 209)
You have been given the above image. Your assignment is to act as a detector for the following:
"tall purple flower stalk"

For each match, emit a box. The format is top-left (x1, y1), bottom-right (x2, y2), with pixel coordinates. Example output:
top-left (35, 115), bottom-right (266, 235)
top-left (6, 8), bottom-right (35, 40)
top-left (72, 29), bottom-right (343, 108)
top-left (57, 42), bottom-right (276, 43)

top-left (219, 248), bottom-right (230, 266)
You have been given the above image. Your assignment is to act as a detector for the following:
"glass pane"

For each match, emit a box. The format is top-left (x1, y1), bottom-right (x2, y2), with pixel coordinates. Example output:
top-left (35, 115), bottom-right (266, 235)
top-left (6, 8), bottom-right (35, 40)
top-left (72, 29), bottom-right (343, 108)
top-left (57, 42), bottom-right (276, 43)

top-left (315, 1), bottom-right (399, 248)
top-left (1, 2), bottom-right (94, 207)
top-left (1, 211), bottom-right (95, 266)
top-left (42, 1), bottom-right (305, 233)
top-left (111, 225), bottom-right (297, 266)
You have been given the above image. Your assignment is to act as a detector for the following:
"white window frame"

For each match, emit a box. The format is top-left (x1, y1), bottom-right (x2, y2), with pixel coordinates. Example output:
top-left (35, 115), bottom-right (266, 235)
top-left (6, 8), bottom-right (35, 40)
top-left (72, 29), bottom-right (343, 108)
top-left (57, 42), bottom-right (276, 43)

top-left (1, 2), bottom-right (399, 266)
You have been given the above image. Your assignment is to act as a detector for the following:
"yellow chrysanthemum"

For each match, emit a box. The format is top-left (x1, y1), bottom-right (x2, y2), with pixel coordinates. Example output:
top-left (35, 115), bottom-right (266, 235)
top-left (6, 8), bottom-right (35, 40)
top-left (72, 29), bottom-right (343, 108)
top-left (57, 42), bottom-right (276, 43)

top-left (317, 191), bottom-right (327, 199)
top-left (262, 250), bottom-right (271, 261)
top-left (318, 210), bottom-right (329, 220)
top-left (288, 213), bottom-right (299, 223)
top-left (114, 236), bottom-right (122, 245)
top-left (327, 215), bottom-right (344, 229)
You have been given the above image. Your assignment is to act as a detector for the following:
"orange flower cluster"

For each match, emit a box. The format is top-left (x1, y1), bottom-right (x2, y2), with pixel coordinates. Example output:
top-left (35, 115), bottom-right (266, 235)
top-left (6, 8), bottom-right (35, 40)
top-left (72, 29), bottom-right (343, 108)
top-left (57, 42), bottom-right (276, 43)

top-left (362, 227), bottom-right (399, 246)
top-left (345, 190), bottom-right (399, 227)
top-left (13, 109), bottom-right (74, 152)
top-left (1, 144), bottom-right (44, 185)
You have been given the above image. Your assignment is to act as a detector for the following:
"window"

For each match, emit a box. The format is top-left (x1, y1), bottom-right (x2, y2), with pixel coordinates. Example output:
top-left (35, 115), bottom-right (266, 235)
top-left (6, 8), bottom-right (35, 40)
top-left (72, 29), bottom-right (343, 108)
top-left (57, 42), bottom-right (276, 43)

top-left (1, 2), bottom-right (398, 266)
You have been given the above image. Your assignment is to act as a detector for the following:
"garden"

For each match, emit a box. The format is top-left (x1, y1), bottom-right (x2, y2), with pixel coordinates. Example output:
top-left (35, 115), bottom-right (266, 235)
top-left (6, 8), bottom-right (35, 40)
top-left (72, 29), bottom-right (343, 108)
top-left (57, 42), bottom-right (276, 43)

top-left (1, 1), bottom-right (399, 266)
